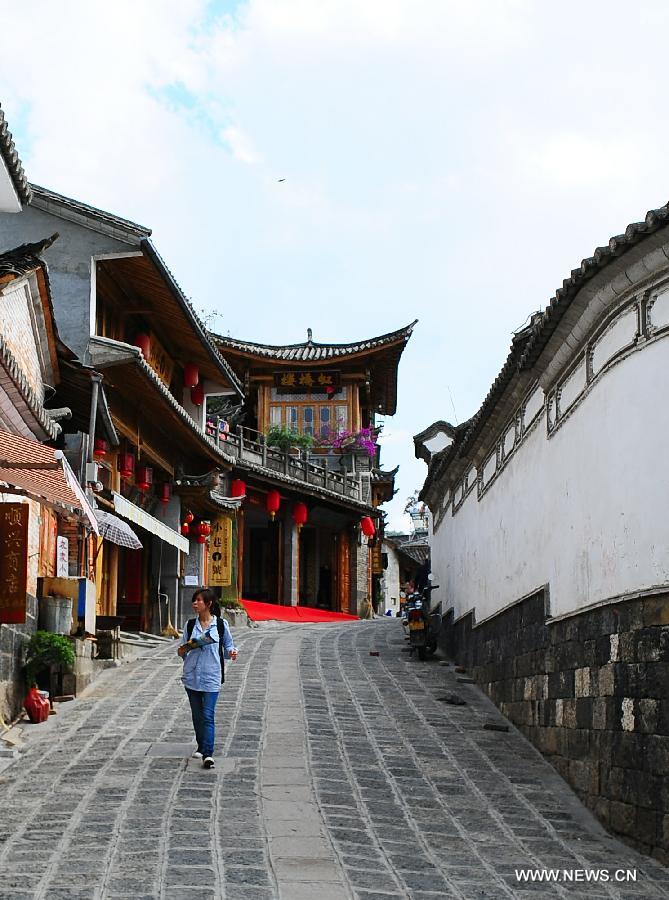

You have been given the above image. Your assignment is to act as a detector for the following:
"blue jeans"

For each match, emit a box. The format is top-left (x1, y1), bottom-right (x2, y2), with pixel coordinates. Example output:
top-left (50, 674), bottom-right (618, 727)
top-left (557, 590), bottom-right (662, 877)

top-left (186, 688), bottom-right (219, 757)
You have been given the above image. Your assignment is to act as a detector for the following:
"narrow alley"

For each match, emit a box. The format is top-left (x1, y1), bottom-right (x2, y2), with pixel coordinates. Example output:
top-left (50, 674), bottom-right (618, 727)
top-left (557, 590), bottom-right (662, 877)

top-left (0, 619), bottom-right (667, 900)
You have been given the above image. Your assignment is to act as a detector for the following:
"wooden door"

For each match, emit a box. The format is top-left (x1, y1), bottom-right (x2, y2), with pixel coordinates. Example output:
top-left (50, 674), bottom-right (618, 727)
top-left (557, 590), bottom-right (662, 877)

top-left (119, 549), bottom-right (142, 630)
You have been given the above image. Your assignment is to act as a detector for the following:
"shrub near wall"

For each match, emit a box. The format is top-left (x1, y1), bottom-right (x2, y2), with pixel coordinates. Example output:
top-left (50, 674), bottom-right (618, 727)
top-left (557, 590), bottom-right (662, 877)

top-left (451, 590), bottom-right (669, 863)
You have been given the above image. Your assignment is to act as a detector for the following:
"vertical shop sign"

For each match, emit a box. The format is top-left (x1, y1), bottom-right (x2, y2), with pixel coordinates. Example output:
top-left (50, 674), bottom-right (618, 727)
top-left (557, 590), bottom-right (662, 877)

top-left (0, 503), bottom-right (29, 624)
top-left (56, 536), bottom-right (69, 578)
top-left (209, 516), bottom-right (232, 587)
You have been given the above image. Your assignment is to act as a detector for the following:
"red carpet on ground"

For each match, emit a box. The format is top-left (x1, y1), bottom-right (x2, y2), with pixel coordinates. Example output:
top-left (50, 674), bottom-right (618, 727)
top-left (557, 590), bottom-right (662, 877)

top-left (240, 599), bottom-right (359, 623)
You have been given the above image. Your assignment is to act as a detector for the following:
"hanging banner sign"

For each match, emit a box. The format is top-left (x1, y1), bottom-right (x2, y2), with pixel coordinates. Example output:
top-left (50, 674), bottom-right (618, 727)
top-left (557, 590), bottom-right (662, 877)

top-left (0, 503), bottom-right (29, 624)
top-left (56, 536), bottom-right (69, 578)
top-left (209, 515), bottom-right (232, 587)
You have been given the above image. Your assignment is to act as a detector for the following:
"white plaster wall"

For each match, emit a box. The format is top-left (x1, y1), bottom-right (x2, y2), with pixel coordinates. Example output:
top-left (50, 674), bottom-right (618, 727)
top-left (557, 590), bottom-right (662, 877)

top-left (380, 543), bottom-right (402, 613)
top-left (431, 338), bottom-right (669, 622)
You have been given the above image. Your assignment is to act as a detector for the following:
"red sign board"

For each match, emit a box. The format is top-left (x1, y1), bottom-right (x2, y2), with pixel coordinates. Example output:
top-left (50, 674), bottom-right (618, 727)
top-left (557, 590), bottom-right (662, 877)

top-left (0, 503), bottom-right (29, 624)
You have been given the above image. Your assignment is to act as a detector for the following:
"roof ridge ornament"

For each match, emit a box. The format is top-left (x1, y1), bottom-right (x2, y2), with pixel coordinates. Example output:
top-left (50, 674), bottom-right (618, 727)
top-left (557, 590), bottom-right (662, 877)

top-left (307, 327), bottom-right (313, 343)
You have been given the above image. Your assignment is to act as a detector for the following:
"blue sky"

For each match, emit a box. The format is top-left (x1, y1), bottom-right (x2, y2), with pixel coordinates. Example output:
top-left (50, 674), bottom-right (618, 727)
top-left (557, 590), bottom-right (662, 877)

top-left (2, 0), bottom-right (669, 528)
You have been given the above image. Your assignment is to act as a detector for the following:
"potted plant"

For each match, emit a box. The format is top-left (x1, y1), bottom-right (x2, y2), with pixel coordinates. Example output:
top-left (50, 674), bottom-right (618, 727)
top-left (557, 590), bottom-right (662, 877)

top-left (25, 630), bottom-right (75, 692)
top-left (266, 425), bottom-right (314, 455)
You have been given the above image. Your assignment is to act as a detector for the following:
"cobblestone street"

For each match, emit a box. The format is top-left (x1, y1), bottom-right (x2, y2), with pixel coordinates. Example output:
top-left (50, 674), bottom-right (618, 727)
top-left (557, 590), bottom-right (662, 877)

top-left (1, 618), bottom-right (667, 900)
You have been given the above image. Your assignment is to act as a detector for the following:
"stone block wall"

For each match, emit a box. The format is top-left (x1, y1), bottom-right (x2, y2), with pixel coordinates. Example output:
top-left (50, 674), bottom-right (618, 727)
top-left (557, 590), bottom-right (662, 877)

top-left (350, 538), bottom-right (371, 617)
top-left (0, 593), bottom-right (38, 722)
top-left (449, 590), bottom-right (669, 863)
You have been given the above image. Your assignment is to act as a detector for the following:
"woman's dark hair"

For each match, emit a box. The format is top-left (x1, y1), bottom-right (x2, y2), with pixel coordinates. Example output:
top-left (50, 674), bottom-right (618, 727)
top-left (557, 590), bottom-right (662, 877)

top-left (192, 588), bottom-right (221, 617)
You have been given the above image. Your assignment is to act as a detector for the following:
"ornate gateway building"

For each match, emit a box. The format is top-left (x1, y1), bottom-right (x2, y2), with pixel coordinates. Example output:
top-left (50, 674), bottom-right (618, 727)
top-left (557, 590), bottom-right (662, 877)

top-left (416, 201), bottom-right (669, 862)
top-left (210, 324), bottom-right (414, 615)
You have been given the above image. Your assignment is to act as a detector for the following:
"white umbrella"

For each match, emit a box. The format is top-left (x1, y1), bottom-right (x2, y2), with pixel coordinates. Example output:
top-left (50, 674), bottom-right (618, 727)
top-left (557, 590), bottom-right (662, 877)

top-left (95, 510), bottom-right (143, 549)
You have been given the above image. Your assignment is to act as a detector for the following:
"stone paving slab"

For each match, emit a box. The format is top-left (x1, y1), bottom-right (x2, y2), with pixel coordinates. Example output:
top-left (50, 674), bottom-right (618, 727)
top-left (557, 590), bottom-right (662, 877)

top-left (0, 619), bottom-right (667, 899)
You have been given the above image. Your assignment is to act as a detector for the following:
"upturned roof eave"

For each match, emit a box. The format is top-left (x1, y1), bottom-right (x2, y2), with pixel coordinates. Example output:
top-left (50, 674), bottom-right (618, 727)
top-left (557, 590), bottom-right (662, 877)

top-left (210, 319), bottom-right (417, 362)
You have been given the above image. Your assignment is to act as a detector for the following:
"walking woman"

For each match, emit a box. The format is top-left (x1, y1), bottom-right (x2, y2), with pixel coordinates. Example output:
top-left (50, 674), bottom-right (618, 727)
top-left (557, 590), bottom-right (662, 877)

top-left (177, 588), bottom-right (237, 769)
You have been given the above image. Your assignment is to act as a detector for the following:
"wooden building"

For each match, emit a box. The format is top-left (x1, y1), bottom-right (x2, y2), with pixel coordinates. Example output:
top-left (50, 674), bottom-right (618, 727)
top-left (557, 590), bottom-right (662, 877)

top-left (0, 237), bottom-right (97, 720)
top-left (207, 324), bottom-right (415, 614)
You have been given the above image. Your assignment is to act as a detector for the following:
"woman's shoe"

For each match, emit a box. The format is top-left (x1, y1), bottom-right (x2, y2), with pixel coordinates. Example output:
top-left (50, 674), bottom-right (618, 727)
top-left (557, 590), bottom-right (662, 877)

top-left (203, 756), bottom-right (215, 769)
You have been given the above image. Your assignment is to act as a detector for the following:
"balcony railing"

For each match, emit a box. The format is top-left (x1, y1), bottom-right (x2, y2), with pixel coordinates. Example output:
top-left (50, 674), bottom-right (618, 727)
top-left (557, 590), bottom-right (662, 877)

top-left (207, 422), bottom-right (364, 502)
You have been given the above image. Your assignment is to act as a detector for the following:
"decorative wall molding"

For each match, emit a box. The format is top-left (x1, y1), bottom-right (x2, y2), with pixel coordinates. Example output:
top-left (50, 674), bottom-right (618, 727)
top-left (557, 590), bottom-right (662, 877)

top-left (443, 273), bottom-right (669, 517)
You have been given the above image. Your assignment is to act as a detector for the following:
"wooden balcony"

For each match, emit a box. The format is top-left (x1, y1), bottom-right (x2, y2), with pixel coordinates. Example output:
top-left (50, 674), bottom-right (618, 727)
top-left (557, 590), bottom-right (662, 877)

top-left (211, 425), bottom-right (365, 503)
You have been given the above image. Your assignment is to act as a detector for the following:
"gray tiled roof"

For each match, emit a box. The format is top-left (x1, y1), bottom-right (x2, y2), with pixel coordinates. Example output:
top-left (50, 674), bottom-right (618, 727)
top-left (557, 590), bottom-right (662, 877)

top-left (212, 321), bottom-right (418, 361)
top-left (0, 330), bottom-right (59, 440)
top-left (370, 465), bottom-right (399, 482)
top-left (519, 201), bottom-right (669, 371)
top-left (30, 184), bottom-right (151, 241)
top-left (0, 104), bottom-right (31, 205)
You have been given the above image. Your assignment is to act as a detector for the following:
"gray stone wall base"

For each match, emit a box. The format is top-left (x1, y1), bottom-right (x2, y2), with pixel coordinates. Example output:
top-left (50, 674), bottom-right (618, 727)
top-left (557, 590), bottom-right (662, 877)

top-left (450, 590), bottom-right (669, 864)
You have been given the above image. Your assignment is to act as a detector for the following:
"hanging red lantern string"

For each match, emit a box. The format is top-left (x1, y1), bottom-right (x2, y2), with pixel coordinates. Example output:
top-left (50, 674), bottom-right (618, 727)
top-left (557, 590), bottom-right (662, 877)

top-left (183, 363), bottom-right (199, 388)
top-left (93, 438), bottom-right (108, 457)
top-left (197, 535), bottom-right (207, 545)
top-left (231, 478), bottom-right (246, 498)
top-left (159, 483), bottom-right (171, 504)
top-left (133, 333), bottom-right (151, 358)
top-left (266, 489), bottom-right (281, 520)
top-left (180, 523), bottom-right (190, 537)
top-left (119, 452), bottom-right (135, 480)
top-left (136, 466), bottom-right (153, 493)
top-left (184, 511), bottom-right (194, 524)
top-left (360, 516), bottom-right (376, 538)
top-left (191, 383), bottom-right (205, 406)
top-left (292, 502), bottom-right (308, 530)
top-left (197, 521), bottom-right (211, 537)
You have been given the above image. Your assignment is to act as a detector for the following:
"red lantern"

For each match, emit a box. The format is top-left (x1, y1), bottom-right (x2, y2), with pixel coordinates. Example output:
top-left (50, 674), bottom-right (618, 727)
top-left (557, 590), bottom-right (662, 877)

top-left (183, 363), bottom-right (199, 388)
top-left (159, 483), bottom-right (171, 504)
top-left (181, 523), bottom-right (190, 537)
top-left (119, 452), bottom-right (135, 479)
top-left (136, 466), bottom-right (153, 492)
top-left (133, 333), bottom-right (151, 357)
top-left (231, 479), bottom-right (246, 498)
top-left (93, 438), bottom-right (108, 457)
top-left (197, 535), bottom-right (207, 544)
top-left (292, 502), bottom-right (308, 530)
top-left (360, 516), bottom-right (376, 538)
top-left (184, 511), bottom-right (194, 524)
top-left (266, 489), bottom-right (281, 520)
top-left (197, 521), bottom-right (211, 537)
top-left (191, 383), bottom-right (205, 406)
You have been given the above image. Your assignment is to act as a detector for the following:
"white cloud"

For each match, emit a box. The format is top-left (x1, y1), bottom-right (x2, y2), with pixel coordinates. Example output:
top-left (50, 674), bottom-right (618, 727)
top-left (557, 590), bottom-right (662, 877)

top-left (2, 0), bottom-right (669, 532)
top-left (221, 125), bottom-right (263, 164)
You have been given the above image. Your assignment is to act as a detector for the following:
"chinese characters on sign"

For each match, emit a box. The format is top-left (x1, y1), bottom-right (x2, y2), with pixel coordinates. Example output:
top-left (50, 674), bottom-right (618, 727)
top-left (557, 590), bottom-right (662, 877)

top-left (56, 536), bottom-right (69, 578)
top-left (273, 370), bottom-right (341, 394)
top-left (208, 515), bottom-right (232, 587)
top-left (0, 503), bottom-right (29, 624)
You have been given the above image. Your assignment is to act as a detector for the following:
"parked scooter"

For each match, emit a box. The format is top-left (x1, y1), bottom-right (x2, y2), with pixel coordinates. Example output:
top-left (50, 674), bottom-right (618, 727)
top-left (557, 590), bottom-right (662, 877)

top-left (405, 581), bottom-right (441, 660)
